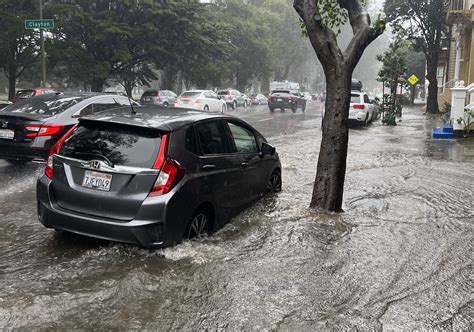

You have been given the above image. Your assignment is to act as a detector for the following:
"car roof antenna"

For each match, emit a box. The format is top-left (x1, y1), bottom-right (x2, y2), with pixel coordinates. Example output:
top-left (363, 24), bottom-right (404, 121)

top-left (127, 94), bottom-right (136, 115)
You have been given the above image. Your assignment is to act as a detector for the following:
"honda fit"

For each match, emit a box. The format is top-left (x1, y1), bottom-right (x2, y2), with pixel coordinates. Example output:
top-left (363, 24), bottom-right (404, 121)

top-left (37, 107), bottom-right (282, 248)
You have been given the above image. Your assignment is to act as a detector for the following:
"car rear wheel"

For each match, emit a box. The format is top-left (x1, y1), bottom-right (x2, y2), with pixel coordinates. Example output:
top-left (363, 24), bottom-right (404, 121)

top-left (267, 170), bottom-right (282, 193)
top-left (291, 106), bottom-right (297, 113)
top-left (203, 105), bottom-right (209, 112)
top-left (232, 101), bottom-right (237, 110)
top-left (269, 107), bottom-right (275, 112)
top-left (163, 102), bottom-right (169, 107)
top-left (302, 103), bottom-right (306, 112)
top-left (185, 209), bottom-right (211, 240)
top-left (365, 113), bottom-right (370, 127)
top-left (221, 104), bottom-right (226, 113)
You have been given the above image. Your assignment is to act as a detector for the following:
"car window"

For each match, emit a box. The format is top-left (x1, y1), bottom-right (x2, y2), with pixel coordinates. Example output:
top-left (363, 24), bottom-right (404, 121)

top-left (204, 91), bottom-right (212, 98)
top-left (2, 95), bottom-right (88, 116)
top-left (233, 90), bottom-right (240, 96)
top-left (209, 91), bottom-right (218, 99)
top-left (227, 121), bottom-right (259, 154)
top-left (181, 91), bottom-right (201, 98)
top-left (73, 97), bottom-right (119, 117)
top-left (196, 120), bottom-right (233, 155)
top-left (142, 90), bottom-right (158, 97)
top-left (59, 122), bottom-right (162, 168)
top-left (364, 94), bottom-right (370, 103)
top-left (350, 94), bottom-right (361, 104)
top-left (185, 126), bottom-right (199, 155)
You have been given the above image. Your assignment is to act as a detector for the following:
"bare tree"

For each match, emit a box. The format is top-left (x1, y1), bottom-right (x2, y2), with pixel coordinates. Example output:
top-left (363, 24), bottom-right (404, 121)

top-left (293, 0), bottom-right (385, 211)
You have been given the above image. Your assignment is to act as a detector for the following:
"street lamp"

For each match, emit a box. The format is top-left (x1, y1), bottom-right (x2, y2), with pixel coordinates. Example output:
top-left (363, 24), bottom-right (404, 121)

top-left (39, 0), bottom-right (46, 87)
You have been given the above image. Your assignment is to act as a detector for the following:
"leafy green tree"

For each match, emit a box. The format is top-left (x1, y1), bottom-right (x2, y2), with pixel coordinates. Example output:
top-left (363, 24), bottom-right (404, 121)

top-left (294, 0), bottom-right (385, 212)
top-left (0, 0), bottom-right (40, 100)
top-left (47, 0), bottom-right (166, 92)
top-left (377, 39), bottom-right (409, 125)
top-left (384, 0), bottom-right (450, 114)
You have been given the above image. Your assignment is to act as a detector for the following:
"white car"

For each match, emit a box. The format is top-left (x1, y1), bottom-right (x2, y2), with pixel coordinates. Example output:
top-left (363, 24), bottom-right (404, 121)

top-left (349, 91), bottom-right (377, 125)
top-left (175, 90), bottom-right (227, 113)
top-left (303, 92), bottom-right (312, 101)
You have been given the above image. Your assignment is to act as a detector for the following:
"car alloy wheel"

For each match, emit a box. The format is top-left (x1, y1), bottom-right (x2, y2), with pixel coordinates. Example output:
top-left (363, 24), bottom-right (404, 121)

top-left (186, 211), bottom-right (209, 239)
top-left (267, 170), bottom-right (282, 193)
top-left (163, 102), bottom-right (169, 107)
top-left (203, 105), bottom-right (209, 112)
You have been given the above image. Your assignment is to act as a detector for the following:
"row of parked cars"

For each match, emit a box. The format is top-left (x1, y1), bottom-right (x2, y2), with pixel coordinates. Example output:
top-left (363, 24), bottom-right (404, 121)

top-left (0, 90), bottom-right (282, 249)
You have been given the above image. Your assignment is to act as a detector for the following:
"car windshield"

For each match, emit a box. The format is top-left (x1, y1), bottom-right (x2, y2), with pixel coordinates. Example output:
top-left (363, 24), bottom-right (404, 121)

top-left (180, 92), bottom-right (201, 98)
top-left (59, 121), bottom-right (162, 168)
top-left (1, 95), bottom-right (88, 116)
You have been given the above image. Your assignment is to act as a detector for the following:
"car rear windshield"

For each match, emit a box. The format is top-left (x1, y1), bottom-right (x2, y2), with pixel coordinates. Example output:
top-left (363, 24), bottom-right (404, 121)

top-left (181, 91), bottom-right (201, 98)
top-left (59, 121), bottom-right (162, 168)
top-left (142, 90), bottom-right (158, 97)
top-left (2, 95), bottom-right (88, 116)
top-left (271, 90), bottom-right (290, 94)
top-left (350, 94), bottom-right (362, 103)
top-left (217, 90), bottom-right (229, 95)
top-left (15, 90), bottom-right (35, 99)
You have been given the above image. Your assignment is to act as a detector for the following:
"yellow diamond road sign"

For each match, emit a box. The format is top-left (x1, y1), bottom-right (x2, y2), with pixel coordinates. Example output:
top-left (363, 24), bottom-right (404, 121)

top-left (408, 74), bottom-right (419, 85)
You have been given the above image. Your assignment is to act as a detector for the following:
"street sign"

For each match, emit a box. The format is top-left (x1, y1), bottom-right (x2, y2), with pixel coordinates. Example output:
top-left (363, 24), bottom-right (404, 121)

top-left (407, 74), bottom-right (419, 86)
top-left (25, 19), bottom-right (54, 29)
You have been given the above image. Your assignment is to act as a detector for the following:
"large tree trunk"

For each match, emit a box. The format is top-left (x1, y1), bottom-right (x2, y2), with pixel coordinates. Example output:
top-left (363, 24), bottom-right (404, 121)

top-left (7, 74), bottom-right (16, 101)
top-left (425, 59), bottom-right (439, 114)
top-left (310, 69), bottom-right (351, 211)
top-left (261, 74), bottom-right (270, 93)
top-left (91, 77), bottom-right (104, 92)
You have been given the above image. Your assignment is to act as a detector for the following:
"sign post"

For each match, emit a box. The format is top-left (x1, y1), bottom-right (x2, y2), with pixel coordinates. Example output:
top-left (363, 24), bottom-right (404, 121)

top-left (407, 74), bottom-right (419, 106)
top-left (25, 0), bottom-right (54, 87)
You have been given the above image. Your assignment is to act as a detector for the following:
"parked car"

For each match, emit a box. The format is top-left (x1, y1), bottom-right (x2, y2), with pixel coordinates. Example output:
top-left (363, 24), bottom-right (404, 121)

top-left (139, 89), bottom-right (177, 107)
top-left (251, 94), bottom-right (268, 105)
top-left (0, 93), bottom-right (137, 164)
top-left (0, 101), bottom-right (11, 110)
top-left (13, 88), bottom-right (57, 102)
top-left (303, 92), bottom-right (312, 101)
top-left (175, 90), bottom-right (227, 113)
top-left (268, 90), bottom-right (306, 112)
top-left (217, 89), bottom-right (247, 109)
top-left (349, 91), bottom-right (377, 125)
top-left (36, 107), bottom-right (282, 248)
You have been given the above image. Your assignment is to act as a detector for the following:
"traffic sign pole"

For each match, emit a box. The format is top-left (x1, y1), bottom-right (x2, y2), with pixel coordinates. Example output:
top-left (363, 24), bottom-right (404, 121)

top-left (39, 0), bottom-right (46, 88)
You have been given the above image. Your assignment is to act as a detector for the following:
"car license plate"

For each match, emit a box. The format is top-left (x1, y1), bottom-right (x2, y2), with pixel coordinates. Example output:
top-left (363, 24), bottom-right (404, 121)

top-left (277, 98), bottom-right (283, 101)
top-left (0, 129), bottom-right (14, 140)
top-left (82, 170), bottom-right (112, 191)
top-left (144, 97), bottom-right (152, 101)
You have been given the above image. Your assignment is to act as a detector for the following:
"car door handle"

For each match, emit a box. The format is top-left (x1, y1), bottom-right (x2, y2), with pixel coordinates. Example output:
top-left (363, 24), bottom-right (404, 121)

top-left (241, 162), bottom-right (249, 168)
top-left (202, 164), bottom-right (216, 170)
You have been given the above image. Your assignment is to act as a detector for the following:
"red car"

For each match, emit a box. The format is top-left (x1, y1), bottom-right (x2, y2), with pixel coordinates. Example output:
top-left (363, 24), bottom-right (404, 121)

top-left (13, 88), bottom-right (57, 102)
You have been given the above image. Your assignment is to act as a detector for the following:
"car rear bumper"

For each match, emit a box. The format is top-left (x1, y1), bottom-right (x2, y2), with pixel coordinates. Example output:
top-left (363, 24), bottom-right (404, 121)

top-left (0, 140), bottom-right (50, 161)
top-left (268, 101), bottom-right (295, 108)
top-left (36, 175), bottom-right (170, 248)
top-left (349, 110), bottom-right (368, 122)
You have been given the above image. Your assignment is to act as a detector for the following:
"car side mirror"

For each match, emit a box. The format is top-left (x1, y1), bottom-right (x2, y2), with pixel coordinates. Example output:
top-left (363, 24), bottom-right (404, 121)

top-left (261, 142), bottom-right (275, 157)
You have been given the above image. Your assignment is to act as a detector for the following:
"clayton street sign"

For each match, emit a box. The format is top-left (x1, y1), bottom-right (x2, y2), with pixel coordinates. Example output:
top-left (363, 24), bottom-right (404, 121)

top-left (25, 19), bottom-right (55, 29)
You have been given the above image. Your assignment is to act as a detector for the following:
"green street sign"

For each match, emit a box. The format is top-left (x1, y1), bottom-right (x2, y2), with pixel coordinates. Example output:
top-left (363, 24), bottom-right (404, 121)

top-left (25, 19), bottom-right (55, 29)
top-left (407, 74), bottom-right (419, 86)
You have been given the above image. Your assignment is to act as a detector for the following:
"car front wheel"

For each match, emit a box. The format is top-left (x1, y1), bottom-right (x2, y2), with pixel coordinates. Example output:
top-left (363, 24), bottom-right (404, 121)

top-left (232, 101), bottom-right (237, 110)
top-left (267, 170), bottom-right (282, 193)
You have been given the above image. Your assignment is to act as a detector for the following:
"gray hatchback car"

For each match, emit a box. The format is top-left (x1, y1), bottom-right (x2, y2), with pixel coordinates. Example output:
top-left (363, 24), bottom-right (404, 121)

top-left (37, 107), bottom-right (282, 248)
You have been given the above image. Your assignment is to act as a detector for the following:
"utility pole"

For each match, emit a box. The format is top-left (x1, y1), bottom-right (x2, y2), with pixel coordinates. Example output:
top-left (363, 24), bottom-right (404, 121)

top-left (39, 0), bottom-right (46, 87)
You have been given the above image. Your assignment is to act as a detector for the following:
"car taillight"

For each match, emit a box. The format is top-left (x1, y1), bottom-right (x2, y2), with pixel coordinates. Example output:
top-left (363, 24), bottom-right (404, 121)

top-left (44, 124), bottom-right (78, 179)
top-left (155, 91), bottom-right (161, 101)
top-left (353, 104), bottom-right (365, 110)
top-left (194, 98), bottom-right (201, 104)
top-left (25, 124), bottom-right (64, 137)
top-left (149, 134), bottom-right (185, 196)
top-left (288, 96), bottom-right (293, 101)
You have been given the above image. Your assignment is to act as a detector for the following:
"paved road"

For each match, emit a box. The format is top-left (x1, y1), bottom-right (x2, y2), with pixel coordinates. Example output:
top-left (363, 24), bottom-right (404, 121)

top-left (0, 102), bottom-right (472, 330)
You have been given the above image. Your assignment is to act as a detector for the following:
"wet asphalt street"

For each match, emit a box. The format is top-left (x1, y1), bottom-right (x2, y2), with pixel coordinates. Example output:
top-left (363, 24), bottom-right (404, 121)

top-left (0, 102), bottom-right (473, 330)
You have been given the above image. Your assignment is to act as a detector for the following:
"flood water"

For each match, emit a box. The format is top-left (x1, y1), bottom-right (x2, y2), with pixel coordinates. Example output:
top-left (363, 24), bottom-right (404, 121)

top-left (0, 103), bottom-right (472, 330)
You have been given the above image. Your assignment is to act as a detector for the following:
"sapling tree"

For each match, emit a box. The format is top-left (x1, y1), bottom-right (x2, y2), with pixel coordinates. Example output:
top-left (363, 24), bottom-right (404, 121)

top-left (293, 0), bottom-right (385, 211)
